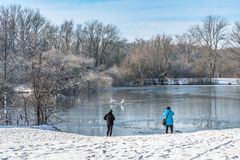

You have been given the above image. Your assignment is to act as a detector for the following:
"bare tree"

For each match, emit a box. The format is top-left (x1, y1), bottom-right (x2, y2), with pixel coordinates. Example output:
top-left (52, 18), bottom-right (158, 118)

top-left (151, 35), bottom-right (173, 84)
top-left (99, 24), bottom-right (126, 67)
top-left (83, 20), bottom-right (103, 67)
top-left (44, 23), bottom-right (60, 50)
top-left (16, 7), bottom-right (59, 125)
top-left (83, 20), bottom-right (125, 67)
top-left (133, 40), bottom-right (147, 84)
top-left (189, 16), bottom-right (228, 82)
top-left (0, 5), bottom-right (21, 124)
top-left (175, 33), bottom-right (197, 64)
top-left (230, 22), bottom-right (240, 57)
top-left (74, 24), bottom-right (84, 55)
top-left (121, 40), bottom-right (146, 84)
top-left (122, 35), bottom-right (174, 85)
top-left (174, 33), bottom-right (203, 77)
top-left (137, 35), bottom-right (174, 84)
top-left (227, 22), bottom-right (240, 76)
top-left (60, 20), bottom-right (74, 53)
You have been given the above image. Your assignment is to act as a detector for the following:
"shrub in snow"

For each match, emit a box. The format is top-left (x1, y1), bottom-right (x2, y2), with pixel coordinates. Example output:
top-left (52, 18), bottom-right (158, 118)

top-left (82, 72), bottom-right (113, 92)
top-left (105, 66), bottom-right (123, 86)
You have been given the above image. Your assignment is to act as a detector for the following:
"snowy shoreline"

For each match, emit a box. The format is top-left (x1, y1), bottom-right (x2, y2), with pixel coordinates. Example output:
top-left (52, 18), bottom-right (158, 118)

top-left (1, 127), bottom-right (240, 160)
top-left (144, 78), bottom-right (240, 85)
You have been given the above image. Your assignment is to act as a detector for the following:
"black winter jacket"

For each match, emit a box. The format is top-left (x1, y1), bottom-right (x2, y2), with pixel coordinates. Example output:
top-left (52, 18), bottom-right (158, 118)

top-left (104, 112), bottom-right (115, 125)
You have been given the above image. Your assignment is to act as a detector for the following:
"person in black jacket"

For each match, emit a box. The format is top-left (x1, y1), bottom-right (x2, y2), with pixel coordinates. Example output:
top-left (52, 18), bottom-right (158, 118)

top-left (104, 109), bottom-right (115, 136)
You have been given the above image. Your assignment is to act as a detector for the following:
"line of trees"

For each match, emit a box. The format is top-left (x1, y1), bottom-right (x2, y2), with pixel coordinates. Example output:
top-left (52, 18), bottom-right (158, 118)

top-left (0, 5), bottom-right (239, 125)
top-left (121, 16), bottom-right (240, 84)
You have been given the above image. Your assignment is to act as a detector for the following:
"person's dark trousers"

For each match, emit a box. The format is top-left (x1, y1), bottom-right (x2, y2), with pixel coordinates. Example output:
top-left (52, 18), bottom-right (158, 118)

top-left (107, 125), bottom-right (113, 136)
top-left (166, 125), bottom-right (173, 134)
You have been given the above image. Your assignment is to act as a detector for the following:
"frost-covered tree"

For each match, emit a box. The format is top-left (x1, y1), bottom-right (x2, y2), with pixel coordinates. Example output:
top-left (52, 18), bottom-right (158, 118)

top-left (0, 5), bottom-right (21, 124)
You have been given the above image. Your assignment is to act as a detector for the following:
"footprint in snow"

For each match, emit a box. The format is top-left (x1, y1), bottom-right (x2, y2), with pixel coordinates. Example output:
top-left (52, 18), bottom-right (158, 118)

top-left (102, 149), bottom-right (107, 154)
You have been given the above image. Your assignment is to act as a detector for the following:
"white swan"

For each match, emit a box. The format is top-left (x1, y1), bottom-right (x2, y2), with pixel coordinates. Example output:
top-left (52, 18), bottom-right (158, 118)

top-left (109, 97), bottom-right (116, 104)
top-left (120, 98), bottom-right (125, 105)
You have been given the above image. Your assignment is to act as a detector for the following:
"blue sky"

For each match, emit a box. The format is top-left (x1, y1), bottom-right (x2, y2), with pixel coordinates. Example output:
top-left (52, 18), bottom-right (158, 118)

top-left (1, 0), bottom-right (240, 41)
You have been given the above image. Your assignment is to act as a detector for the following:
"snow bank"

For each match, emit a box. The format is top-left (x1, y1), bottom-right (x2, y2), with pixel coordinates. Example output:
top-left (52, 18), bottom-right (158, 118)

top-left (145, 78), bottom-right (240, 85)
top-left (0, 125), bottom-right (59, 131)
top-left (31, 124), bottom-right (61, 131)
top-left (212, 78), bottom-right (240, 85)
top-left (1, 128), bottom-right (240, 160)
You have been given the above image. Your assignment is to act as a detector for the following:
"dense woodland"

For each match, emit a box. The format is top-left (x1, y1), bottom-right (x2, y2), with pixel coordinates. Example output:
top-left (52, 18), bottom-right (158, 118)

top-left (0, 5), bottom-right (240, 125)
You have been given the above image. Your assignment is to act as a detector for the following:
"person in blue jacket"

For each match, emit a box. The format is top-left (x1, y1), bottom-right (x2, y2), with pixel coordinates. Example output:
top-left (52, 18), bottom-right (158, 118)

top-left (163, 106), bottom-right (174, 134)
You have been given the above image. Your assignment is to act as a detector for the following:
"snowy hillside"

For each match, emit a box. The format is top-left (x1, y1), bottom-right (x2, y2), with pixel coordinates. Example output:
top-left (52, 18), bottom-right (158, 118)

top-left (0, 127), bottom-right (240, 160)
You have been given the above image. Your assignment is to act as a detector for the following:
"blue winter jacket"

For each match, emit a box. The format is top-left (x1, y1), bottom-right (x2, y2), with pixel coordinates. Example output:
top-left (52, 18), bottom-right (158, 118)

top-left (163, 109), bottom-right (174, 126)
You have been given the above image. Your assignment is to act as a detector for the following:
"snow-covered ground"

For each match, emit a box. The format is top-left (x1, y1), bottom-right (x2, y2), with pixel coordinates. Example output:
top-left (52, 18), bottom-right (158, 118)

top-left (1, 127), bottom-right (240, 160)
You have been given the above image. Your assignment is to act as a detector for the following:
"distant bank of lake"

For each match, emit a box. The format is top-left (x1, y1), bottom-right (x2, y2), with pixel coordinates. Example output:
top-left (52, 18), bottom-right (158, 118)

top-left (144, 78), bottom-right (240, 85)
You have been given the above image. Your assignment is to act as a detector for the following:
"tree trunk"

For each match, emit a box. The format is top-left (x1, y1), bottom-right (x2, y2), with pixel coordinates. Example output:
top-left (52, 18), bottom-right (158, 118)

top-left (4, 27), bottom-right (8, 125)
top-left (37, 100), bottom-right (41, 125)
top-left (4, 93), bottom-right (8, 125)
top-left (24, 99), bottom-right (29, 125)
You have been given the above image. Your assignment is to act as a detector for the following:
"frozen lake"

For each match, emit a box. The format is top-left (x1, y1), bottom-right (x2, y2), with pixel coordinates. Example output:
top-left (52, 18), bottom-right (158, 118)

top-left (54, 85), bottom-right (240, 136)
